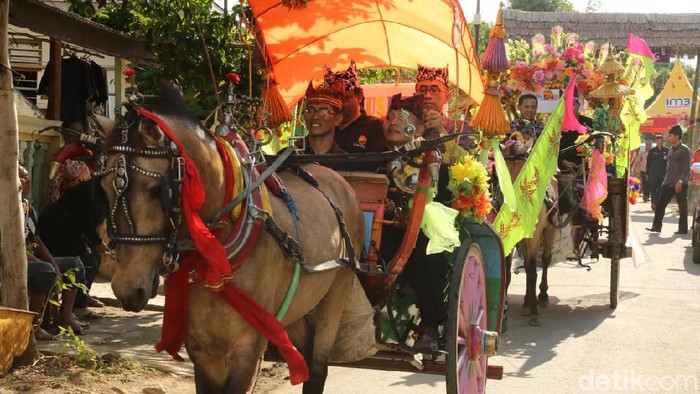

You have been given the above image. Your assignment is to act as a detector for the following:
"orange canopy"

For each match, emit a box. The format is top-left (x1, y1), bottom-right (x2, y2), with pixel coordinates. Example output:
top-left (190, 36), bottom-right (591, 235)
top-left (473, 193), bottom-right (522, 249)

top-left (249, 0), bottom-right (484, 107)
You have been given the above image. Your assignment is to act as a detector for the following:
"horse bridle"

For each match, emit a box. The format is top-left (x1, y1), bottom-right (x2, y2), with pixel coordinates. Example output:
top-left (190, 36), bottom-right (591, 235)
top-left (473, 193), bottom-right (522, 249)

top-left (94, 109), bottom-right (185, 274)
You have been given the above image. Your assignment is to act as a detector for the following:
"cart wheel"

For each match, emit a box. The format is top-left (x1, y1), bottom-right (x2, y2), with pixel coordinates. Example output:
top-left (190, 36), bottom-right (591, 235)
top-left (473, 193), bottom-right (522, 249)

top-left (446, 243), bottom-right (498, 394)
top-left (609, 194), bottom-right (621, 309)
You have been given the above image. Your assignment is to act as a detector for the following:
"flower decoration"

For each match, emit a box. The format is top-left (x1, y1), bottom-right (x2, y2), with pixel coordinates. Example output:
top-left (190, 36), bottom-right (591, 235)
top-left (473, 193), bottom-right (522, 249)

top-left (447, 154), bottom-right (493, 222)
top-left (501, 28), bottom-right (606, 111)
top-left (122, 67), bottom-right (135, 77)
top-left (226, 72), bottom-right (241, 85)
top-left (628, 177), bottom-right (641, 204)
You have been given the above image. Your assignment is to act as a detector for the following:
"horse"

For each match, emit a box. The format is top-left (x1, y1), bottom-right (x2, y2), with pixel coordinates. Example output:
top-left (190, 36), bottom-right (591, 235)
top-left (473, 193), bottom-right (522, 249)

top-left (500, 138), bottom-right (559, 327)
top-left (94, 84), bottom-right (365, 394)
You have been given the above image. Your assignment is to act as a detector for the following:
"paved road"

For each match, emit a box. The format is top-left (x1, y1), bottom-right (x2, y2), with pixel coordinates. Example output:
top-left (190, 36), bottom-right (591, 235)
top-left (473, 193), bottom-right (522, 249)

top-left (39, 201), bottom-right (700, 393)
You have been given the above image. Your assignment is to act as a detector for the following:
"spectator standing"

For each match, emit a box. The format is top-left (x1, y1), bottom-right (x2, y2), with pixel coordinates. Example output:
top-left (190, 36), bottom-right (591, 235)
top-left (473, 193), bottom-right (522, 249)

top-left (646, 134), bottom-right (669, 209)
top-left (647, 125), bottom-right (690, 234)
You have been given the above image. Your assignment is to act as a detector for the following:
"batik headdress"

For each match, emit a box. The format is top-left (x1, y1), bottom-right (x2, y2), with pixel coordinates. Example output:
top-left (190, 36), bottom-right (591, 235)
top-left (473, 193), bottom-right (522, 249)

top-left (323, 60), bottom-right (361, 92)
top-left (389, 93), bottom-right (424, 121)
top-left (416, 64), bottom-right (449, 87)
top-left (304, 80), bottom-right (345, 111)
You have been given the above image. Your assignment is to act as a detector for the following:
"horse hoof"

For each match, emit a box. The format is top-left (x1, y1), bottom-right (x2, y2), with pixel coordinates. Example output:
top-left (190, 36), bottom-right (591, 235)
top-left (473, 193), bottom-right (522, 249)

top-left (538, 297), bottom-right (549, 308)
top-left (529, 316), bottom-right (541, 327)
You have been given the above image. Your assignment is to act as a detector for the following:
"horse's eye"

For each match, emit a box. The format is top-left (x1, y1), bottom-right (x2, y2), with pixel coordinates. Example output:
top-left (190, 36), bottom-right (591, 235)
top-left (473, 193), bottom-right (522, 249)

top-left (148, 186), bottom-right (161, 199)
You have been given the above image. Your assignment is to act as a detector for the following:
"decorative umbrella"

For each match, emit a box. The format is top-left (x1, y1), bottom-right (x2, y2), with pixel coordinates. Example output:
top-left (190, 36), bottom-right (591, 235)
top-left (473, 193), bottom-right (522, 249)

top-left (248, 0), bottom-right (484, 107)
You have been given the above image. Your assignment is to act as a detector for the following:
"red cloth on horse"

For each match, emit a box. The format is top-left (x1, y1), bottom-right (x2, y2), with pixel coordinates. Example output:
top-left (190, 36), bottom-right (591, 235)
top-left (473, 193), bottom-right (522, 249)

top-left (137, 108), bottom-right (308, 385)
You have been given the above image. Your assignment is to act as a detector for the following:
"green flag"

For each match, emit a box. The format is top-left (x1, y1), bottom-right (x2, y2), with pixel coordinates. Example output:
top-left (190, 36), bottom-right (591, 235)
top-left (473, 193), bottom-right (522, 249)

top-left (494, 100), bottom-right (564, 254)
top-left (619, 54), bottom-right (656, 177)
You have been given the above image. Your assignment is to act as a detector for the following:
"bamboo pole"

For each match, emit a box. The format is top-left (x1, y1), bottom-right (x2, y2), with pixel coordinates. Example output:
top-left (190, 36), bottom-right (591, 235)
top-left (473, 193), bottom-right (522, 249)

top-left (0, 0), bottom-right (37, 363)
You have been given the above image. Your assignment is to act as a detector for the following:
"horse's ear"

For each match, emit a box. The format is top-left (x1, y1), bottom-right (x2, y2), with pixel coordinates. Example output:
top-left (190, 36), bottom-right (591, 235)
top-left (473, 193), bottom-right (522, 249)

top-left (90, 114), bottom-right (115, 139)
top-left (525, 137), bottom-right (534, 152)
top-left (139, 119), bottom-right (165, 145)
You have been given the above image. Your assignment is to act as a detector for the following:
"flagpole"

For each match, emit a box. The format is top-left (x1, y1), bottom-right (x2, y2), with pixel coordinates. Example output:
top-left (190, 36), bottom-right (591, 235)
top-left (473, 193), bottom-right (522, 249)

top-left (473, 0), bottom-right (481, 55)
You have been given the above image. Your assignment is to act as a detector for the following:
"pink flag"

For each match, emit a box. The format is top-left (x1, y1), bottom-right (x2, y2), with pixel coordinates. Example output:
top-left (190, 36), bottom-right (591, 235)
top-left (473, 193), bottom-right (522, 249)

top-left (582, 149), bottom-right (608, 221)
top-left (627, 34), bottom-right (656, 60)
top-left (562, 75), bottom-right (587, 134)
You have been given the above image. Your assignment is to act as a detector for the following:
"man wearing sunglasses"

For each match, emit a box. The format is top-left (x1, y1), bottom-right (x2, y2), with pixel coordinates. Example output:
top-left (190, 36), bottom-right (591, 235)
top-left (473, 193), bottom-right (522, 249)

top-left (301, 81), bottom-right (347, 154)
top-left (415, 65), bottom-right (474, 149)
top-left (324, 61), bottom-right (387, 153)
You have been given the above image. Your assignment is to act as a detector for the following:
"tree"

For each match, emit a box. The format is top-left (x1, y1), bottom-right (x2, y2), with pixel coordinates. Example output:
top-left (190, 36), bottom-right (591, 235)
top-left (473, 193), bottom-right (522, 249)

top-left (584, 0), bottom-right (602, 12)
top-left (66, 0), bottom-right (254, 120)
top-left (508, 0), bottom-right (574, 12)
top-left (0, 0), bottom-right (36, 364)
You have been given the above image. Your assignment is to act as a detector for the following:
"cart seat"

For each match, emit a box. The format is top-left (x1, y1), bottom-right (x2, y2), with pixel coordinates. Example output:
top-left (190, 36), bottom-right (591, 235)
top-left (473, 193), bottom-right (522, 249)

top-left (338, 171), bottom-right (389, 266)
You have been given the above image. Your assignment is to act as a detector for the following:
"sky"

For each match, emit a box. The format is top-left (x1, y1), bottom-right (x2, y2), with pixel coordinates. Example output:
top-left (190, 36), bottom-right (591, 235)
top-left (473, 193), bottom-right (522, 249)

top-left (465, 0), bottom-right (700, 23)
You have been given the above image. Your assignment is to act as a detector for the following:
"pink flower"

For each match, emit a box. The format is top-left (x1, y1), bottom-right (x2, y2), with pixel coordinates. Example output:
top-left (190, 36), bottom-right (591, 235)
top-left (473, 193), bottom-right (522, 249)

top-left (544, 44), bottom-right (555, 54)
top-left (532, 69), bottom-right (545, 84)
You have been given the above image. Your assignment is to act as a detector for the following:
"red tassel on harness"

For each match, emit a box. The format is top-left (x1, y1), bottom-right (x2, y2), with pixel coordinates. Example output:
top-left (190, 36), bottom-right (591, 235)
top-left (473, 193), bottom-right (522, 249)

top-left (138, 108), bottom-right (309, 384)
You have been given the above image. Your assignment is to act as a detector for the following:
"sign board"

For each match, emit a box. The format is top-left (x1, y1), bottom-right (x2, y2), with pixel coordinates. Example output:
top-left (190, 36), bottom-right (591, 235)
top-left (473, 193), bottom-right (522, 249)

top-left (522, 89), bottom-right (562, 114)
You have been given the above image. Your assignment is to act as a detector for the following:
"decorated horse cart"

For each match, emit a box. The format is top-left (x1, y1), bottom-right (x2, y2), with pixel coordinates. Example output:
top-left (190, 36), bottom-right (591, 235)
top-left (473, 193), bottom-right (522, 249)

top-left (77, 1), bottom-right (508, 393)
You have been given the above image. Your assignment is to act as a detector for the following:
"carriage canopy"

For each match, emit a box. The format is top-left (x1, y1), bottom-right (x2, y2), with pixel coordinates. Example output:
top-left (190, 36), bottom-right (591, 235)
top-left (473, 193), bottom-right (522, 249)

top-left (248, 0), bottom-right (485, 107)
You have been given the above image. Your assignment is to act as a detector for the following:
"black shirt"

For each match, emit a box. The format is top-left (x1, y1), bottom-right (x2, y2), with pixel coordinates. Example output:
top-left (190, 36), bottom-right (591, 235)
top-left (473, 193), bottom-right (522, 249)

top-left (334, 113), bottom-right (387, 153)
top-left (37, 181), bottom-right (107, 257)
top-left (646, 145), bottom-right (669, 179)
top-left (558, 115), bottom-right (593, 168)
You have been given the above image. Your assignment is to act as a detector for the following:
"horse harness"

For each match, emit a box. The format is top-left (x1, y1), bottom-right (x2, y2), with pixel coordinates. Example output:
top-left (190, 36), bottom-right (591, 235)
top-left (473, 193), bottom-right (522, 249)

top-left (95, 106), bottom-right (357, 277)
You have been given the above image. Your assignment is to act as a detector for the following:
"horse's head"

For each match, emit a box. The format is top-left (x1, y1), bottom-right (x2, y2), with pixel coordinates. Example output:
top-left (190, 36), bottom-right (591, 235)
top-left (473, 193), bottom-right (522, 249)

top-left (501, 137), bottom-right (533, 181)
top-left (96, 85), bottom-right (215, 311)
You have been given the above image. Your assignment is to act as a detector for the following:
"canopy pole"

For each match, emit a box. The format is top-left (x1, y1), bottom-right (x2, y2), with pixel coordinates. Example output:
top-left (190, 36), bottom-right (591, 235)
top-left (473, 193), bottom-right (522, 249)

top-left (690, 54), bottom-right (700, 150)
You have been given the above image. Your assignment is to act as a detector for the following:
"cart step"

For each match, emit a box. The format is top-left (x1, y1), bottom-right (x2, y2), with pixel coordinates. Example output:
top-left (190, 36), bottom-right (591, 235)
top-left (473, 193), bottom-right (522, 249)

top-left (597, 239), bottom-right (633, 259)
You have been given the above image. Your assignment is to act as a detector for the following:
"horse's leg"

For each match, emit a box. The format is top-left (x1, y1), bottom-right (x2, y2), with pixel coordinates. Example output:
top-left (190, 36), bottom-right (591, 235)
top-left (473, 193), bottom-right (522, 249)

top-left (538, 225), bottom-right (556, 308)
top-left (302, 268), bottom-right (354, 394)
top-left (187, 290), bottom-right (268, 394)
top-left (520, 241), bottom-right (538, 317)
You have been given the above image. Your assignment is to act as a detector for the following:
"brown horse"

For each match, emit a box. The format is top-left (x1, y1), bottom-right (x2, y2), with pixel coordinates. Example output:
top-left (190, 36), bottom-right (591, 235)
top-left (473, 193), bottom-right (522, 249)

top-left (96, 86), bottom-right (364, 393)
top-left (501, 139), bottom-right (558, 327)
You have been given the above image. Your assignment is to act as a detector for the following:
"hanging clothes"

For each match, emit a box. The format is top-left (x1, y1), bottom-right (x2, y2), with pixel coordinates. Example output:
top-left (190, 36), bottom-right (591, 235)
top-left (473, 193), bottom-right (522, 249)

top-left (38, 54), bottom-right (109, 121)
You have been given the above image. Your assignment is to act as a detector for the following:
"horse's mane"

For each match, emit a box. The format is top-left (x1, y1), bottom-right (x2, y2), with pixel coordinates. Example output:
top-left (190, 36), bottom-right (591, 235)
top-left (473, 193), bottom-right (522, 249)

top-left (106, 82), bottom-right (209, 148)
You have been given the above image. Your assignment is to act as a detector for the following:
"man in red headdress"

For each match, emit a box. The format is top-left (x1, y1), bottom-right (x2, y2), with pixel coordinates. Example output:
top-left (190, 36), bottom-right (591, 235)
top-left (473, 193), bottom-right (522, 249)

top-left (383, 93), bottom-right (425, 149)
top-left (415, 64), bottom-right (474, 149)
top-left (301, 81), bottom-right (347, 154)
top-left (324, 61), bottom-right (387, 153)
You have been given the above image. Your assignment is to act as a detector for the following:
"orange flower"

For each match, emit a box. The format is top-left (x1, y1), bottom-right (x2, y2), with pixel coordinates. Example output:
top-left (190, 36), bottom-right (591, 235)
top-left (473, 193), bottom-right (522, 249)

top-left (453, 194), bottom-right (476, 211)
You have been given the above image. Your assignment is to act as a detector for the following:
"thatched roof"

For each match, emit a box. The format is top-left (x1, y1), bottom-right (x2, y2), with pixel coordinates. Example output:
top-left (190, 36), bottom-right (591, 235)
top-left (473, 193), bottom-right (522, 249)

top-left (502, 10), bottom-right (700, 56)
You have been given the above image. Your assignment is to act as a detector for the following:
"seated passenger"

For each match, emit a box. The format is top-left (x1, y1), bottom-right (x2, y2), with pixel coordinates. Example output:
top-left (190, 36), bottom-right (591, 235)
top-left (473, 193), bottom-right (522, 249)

top-left (37, 180), bottom-right (108, 320)
top-left (324, 60), bottom-right (387, 152)
top-left (383, 93), bottom-right (425, 149)
top-left (379, 94), bottom-right (449, 352)
top-left (509, 93), bottom-right (544, 142)
top-left (20, 164), bottom-right (89, 336)
top-left (300, 80), bottom-right (347, 154)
